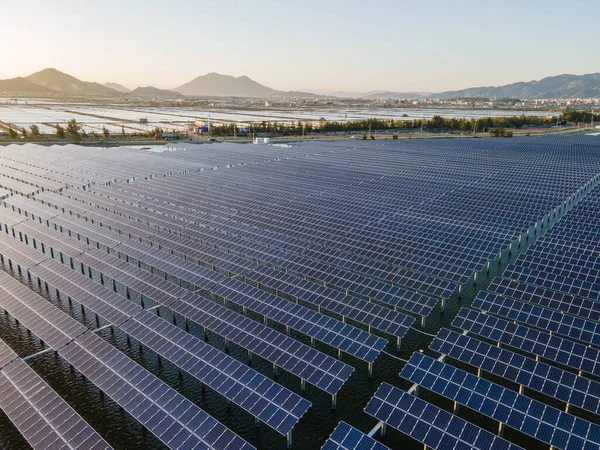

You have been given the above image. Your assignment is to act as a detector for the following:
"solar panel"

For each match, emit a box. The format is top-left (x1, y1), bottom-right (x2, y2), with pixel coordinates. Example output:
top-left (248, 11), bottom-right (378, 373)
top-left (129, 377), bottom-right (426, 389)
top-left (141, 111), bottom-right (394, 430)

top-left (245, 267), bottom-right (415, 337)
top-left (321, 422), bottom-right (390, 450)
top-left (14, 220), bottom-right (91, 261)
top-left (0, 206), bottom-right (26, 229)
top-left (4, 196), bottom-right (61, 222)
top-left (431, 328), bottom-right (600, 416)
top-left (76, 248), bottom-right (186, 306)
top-left (0, 231), bottom-right (48, 270)
top-left (59, 333), bottom-right (255, 450)
top-left (364, 382), bottom-right (524, 450)
top-left (489, 277), bottom-right (600, 323)
top-left (0, 340), bottom-right (112, 450)
top-left (120, 310), bottom-right (311, 435)
top-left (504, 262), bottom-right (600, 301)
top-left (2, 136), bottom-right (600, 448)
top-left (26, 257), bottom-right (310, 435)
top-left (0, 338), bottom-right (17, 368)
top-left (29, 259), bottom-right (139, 326)
top-left (0, 257), bottom-right (255, 449)
top-left (401, 352), bottom-right (600, 450)
top-left (452, 308), bottom-right (600, 377)
top-left (72, 247), bottom-right (353, 395)
top-left (472, 290), bottom-right (600, 346)
top-left (212, 277), bottom-right (386, 363)
top-left (0, 271), bottom-right (87, 349)
top-left (112, 240), bottom-right (387, 363)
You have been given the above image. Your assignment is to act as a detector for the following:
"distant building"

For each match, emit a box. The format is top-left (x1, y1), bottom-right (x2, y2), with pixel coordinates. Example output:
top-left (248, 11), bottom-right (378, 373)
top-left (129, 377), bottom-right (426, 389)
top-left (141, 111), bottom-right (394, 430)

top-left (183, 123), bottom-right (199, 133)
top-left (253, 137), bottom-right (272, 145)
top-left (139, 118), bottom-right (148, 124)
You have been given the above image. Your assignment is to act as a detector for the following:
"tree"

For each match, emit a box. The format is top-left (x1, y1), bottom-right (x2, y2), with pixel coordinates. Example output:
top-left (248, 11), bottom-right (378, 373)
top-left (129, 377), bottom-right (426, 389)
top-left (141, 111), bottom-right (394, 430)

top-left (29, 124), bottom-right (40, 136)
top-left (66, 119), bottom-right (81, 137)
top-left (102, 126), bottom-right (110, 138)
top-left (21, 127), bottom-right (27, 138)
top-left (8, 126), bottom-right (18, 139)
top-left (121, 125), bottom-right (126, 136)
top-left (55, 124), bottom-right (65, 138)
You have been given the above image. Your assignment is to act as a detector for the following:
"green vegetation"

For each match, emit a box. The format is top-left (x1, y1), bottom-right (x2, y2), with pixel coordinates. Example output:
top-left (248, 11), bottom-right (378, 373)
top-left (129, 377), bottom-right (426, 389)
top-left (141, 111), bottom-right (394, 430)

top-left (21, 127), bottom-right (27, 138)
top-left (29, 124), bottom-right (40, 136)
top-left (102, 126), bottom-right (110, 138)
top-left (7, 126), bottom-right (18, 139)
top-left (66, 119), bottom-right (81, 137)
top-left (55, 124), bottom-right (65, 138)
top-left (206, 109), bottom-right (597, 138)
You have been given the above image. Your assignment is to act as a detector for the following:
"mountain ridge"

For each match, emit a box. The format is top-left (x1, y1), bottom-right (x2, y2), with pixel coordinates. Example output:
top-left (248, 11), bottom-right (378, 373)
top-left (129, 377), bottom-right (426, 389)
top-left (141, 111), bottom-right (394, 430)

top-left (104, 82), bottom-right (131, 93)
top-left (173, 72), bottom-right (276, 97)
top-left (130, 86), bottom-right (185, 99)
top-left (1, 69), bottom-right (599, 99)
top-left (432, 73), bottom-right (600, 99)
top-left (25, 68), bottom-right (121, 96)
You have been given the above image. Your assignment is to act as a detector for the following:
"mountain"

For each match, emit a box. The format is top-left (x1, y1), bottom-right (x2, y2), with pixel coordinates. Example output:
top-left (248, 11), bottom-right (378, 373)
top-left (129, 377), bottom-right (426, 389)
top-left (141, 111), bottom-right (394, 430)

top-left (104, 82), bottom-right (131, 93)
top-left (365, 91), bottom-right (426, 99)
top-left (130, 86), bottom-right (184, 99)
top-left (433, 73), bottom-right (600, 100)
top-left (174, 72), bottom-right (276, 97)
top-left (25, 68), bottom-right (120, 96)
top-left (0, 77), bottom-right (51, 93)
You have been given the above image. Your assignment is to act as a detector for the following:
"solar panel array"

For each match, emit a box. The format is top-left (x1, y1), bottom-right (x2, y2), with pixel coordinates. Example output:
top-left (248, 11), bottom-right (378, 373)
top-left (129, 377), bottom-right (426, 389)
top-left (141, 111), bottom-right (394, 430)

top-left (364, 382), bottom-right (523, 450)
top-left (321, 422), bottom-right (390, 450)
top-left (0, 339), bottom-right (112, 450)
top-left (1, 135), bottom-right (600, 449)
top-left (377, 147), bottom-right (600, 450)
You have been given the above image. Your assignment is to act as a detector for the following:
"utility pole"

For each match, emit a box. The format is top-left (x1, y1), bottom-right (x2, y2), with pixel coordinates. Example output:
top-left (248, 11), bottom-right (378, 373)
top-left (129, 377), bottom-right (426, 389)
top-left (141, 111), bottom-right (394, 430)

top-left (368, 120), bottom-right (371, 138)
top-left (592, 109), bottom-right (595, 129)
top-left (420, 113), bottom-right (424, 134)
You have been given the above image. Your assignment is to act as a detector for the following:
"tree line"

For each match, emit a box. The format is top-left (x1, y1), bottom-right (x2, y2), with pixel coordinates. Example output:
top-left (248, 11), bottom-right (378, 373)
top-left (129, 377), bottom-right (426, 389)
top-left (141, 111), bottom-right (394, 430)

top-left (208, 108), bottom-right (599, 137)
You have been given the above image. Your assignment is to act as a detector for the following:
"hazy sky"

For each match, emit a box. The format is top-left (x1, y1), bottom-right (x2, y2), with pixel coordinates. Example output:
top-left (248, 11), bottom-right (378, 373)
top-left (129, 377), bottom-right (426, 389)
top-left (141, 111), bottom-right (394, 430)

top-left (1, 0), bottom-right (599, 93)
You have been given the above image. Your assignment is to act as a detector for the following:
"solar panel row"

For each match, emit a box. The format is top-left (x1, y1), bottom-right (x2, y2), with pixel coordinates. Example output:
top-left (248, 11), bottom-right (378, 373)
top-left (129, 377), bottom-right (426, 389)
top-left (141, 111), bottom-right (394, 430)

top-left (401, 353), bottom-right (600, 450)
top-left (0, 269), bottom-right (255, 450)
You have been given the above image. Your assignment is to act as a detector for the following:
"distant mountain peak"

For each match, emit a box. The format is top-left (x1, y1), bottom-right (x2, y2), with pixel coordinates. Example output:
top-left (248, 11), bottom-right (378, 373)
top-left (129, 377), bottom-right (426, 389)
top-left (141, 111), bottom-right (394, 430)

top-left (130, 86), bottom-right (184, 98)
top-left (104, 82), bottom-right (131, 93)
top-left (24, 68), bottom-right (121, 96)
top-left (173, 72), bottom-right (275, 97)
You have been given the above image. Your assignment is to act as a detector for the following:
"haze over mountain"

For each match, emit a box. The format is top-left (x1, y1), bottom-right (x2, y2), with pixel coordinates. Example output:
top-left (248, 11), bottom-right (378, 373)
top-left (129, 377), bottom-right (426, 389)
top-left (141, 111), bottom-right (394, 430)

top-left (433, 73), bottom-right (600, 100)
top-left (25, 69), bottom-right (120, 96)
top-left (104, 82), bottom-right (131, 93)
top-left (0, 77), bottom-right (51, 94)
top-left (364, 91), bottom-right (427, 99)
top-left (1, 69), bottom-right (599, 100)
top-left (173, 72), bottom-right (276, 97)
top-left (130, 86), bottom-right (185, 99)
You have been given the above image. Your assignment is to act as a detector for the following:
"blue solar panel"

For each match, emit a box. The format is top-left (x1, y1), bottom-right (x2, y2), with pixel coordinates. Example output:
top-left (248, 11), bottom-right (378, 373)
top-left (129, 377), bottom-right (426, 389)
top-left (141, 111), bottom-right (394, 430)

top-left (401, 352), bottom-right (600, 450)
top-left (431, 328), bottom-right (600, 415)
top-left (321, 422), bottom-right (390, 450)
top-left (472, 290), bottom-right (600, 346)
top-left (489, 277), bottom-right (600, 323)
top-left (364, 382), bottom-right (524, 450)
top-left (26, 254), bottom-right (310, 435)
top-left (452, 308), bottom-right (600, 377)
